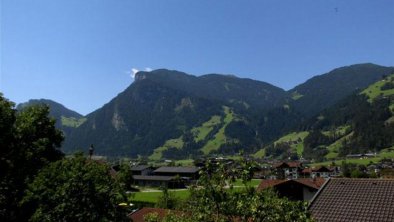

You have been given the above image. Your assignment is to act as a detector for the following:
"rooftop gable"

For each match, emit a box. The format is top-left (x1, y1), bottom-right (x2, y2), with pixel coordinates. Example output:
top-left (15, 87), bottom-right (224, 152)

top-left (257, 178), bottom-right (326, 191)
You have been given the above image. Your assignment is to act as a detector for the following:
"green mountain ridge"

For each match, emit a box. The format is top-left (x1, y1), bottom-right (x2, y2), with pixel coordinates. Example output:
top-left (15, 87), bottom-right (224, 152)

top-left (262, 73), bottom-right (394, 162)
top-left (17, 99), bottom-right (85, 137)
top-left (19, 63), bottom-right (394, 159)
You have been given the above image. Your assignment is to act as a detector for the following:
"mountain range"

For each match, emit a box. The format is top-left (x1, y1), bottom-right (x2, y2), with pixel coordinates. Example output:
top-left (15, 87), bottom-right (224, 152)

top-left (18, 63), bottom-right (394, 160)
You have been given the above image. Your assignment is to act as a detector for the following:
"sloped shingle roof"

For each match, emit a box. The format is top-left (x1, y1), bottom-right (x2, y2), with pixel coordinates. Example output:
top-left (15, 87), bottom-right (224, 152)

top-left (273, 161), bottom-right (302, 168)
top-left (130, 165), bottom-right (152, 171)
top-left (309, 178), bottom-right (394, 222)
top-left (154, 166), bottom-right (200, 174)
top-left (257, 178), bottom-right (326, 191)
top-left (132, 175), bottom-right (175, 181)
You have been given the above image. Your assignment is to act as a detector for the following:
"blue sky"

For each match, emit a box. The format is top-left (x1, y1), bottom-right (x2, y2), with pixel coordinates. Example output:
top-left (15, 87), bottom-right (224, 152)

top-left (1, 0), bottom-right (393, 115)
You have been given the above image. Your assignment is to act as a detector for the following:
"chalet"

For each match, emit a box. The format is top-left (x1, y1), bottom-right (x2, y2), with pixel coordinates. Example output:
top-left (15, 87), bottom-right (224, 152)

top-left (309, 178), bottom-right (394, 221)
top-left (273, 161), bottom-right (303, 179)
top-left (257, 177), bottom-right (326, 201)
top-left (153, 166), bottom-right (201, 180)
top-left (130, 165), bottom-right (154, 176)
top-left (132, 175), bottom-right (185, 189)
top-left (301, 166), bottom-right (337, 178)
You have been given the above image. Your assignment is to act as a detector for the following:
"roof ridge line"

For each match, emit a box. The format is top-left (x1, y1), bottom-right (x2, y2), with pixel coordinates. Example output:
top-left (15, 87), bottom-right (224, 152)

top-left (308, 177), bottom-right (331, 209)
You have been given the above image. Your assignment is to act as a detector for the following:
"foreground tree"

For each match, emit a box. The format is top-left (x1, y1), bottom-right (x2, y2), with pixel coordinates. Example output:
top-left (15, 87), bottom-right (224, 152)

top-left (152, 155), bottom-right (313, 222)
top-left (0, 95), bottom-right (64, 221)
top-left (22, 152), bottom-right (128, 222)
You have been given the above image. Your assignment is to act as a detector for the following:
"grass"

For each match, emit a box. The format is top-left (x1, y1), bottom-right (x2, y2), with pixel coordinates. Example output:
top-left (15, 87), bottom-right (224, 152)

top-left (254, 131), bottom-right (309, 158)
top-left (322, 125), bottom-right (350, 137)
top-left (233, 179), bottom-right (262, 187)
top-left (130, 179), bottom-right (262, 204)
top-left (253, 149), bottom-right (266, 158)
top-left (291, 91), bottom-right (303, 100)
top-left (201, 106), bottom-right (234, 154)
top-left (275, 131), bottom-right (309, 156)
top-left (131, 189), bottom-right (190, 204)
top-left (191, 115), bottom-right (221, 142)
top-left (174, 159), bottom-right (194, 166)
top-left (361, 74), bottom-right (394, 102)
top-left (149, 137), bottom-right (184, 160)
top-left (325, 132), bottom-right (353, 159)
top-left (61, 116), bottom-right (86, 127)
top-left (311, 146), bottom-right (394, 167)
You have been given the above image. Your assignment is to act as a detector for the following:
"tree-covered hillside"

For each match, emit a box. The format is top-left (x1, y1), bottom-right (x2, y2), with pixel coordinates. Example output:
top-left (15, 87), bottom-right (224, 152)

top-left (62, 69), bottom-right (295, 157)
top-left (289, 63), bottom-right (394, 117)
top-left (21, 64), bottom-right (394, 159)
top-left (17, 99), bottom-right (86, 136)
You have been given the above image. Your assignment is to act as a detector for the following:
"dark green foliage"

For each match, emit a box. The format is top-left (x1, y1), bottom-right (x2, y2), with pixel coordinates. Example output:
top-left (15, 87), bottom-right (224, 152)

top-left (266, 143), bottom-right (291, 159)
top-left (17, 99), bottom-right (83, 136)
top-left (303, 131), bottom-right (331, 161)
top-left (21, 153), bottom-right (128, 222)
top-left (116, 163), bottom-right (134, 191)
top-left (63, 69), bottom-right (288, 157)
top-left (340, 161), bottom-right (371, 178)
top-left (65, 78), bottom-right (223, 156)
top-left (254, 106), bottom-right (304, 144)
top-left (381, 81), bottom-right (394, 90)
top-left (339, 96), bottom-right (394, 155)
top-left (155, 187), bottom-right (180, 210)
top-left (0, 95), bottom-right (64, 221)
top-left (172, 157), bottom-right (313, 222)
top-left (162, 132), bottom-right (204, 160)
top-left (225, 120), bottom-right (256, 147)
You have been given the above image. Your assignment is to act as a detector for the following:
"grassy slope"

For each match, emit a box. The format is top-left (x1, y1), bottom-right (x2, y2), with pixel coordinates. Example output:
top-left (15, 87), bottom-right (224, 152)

top-left (61, 116), bottom-right (87, 127)
top-left (149, 107), bottom-right (231, 160)
top-left (191, 115), bottom-right (221, 142)
top-left (274, 131), bottom-right (309, 156)
top-left (254, 131), bottom-right (309, 158)
top-left (201, 106), bottom-right (234, 154)
top-left (311, 147), bottom-right (394, 166)
top-left (361, 74), bottom-right (394, 101)
top-left (149, 137), bottom-right (184, 160)
top-left (325, 132), bottom-right (353, 159)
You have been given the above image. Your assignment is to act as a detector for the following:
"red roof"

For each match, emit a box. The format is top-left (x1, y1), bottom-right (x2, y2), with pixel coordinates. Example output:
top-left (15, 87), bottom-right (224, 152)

top-left (257, 179), bottom-right (286, 191)
top-left (129, 208), bottom-right (172, 222)
top-left (257, 177), bottom-right (326, 191)
top-left (128, 207), bottom-right (252, 222)
top-left (296, 177), bottom-right (326, 189)
top-left (273, 161), bottom-right (302, 168)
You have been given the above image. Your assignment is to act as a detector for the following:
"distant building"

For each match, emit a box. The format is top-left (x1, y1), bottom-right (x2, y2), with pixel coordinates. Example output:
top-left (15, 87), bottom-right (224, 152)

top-left (131, 165), bottom-right (154, 176)
top-left (273, 161), bottom-right (303, 179)
top-left (309, 178), bottom-right (394, 221)
top-left (132, 175), bottom-right (185, 189)
top-left (153, 166), bottom-right (201, 180)
top-left (301, 166), bottom-right (337, 178)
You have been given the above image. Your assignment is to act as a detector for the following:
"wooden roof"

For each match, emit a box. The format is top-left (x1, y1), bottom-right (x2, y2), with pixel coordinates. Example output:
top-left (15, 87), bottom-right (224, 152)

top-left (257, 177), bottom-right (326, 191)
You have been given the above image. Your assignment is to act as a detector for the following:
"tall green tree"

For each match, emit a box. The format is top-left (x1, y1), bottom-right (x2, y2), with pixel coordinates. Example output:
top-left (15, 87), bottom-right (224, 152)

top-left (176, 156), bottom-right (313, 222)
top-left (0, 95), bottom-right (64, 221)
top-left (22, 153), bottom-right (128, 222)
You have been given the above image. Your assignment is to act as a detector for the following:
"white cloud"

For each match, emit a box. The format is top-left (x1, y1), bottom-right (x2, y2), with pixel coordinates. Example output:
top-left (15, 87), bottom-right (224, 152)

top-left (130, 68), bottom-right (139, 78)
top-left (145, 67), bottom-right (153, 72)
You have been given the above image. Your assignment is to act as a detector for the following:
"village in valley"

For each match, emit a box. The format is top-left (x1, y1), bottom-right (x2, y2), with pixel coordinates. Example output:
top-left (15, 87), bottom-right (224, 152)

top-left (96, 149), bottom-right (394, 221)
